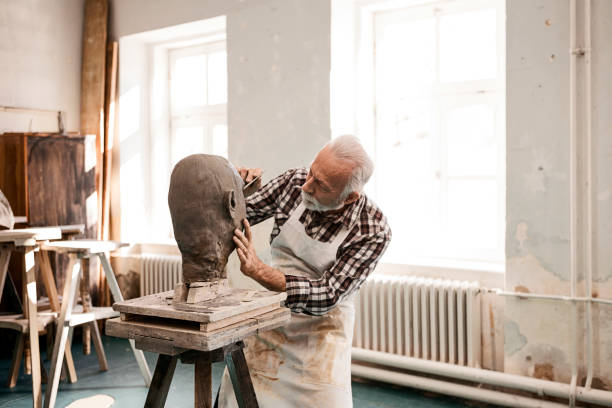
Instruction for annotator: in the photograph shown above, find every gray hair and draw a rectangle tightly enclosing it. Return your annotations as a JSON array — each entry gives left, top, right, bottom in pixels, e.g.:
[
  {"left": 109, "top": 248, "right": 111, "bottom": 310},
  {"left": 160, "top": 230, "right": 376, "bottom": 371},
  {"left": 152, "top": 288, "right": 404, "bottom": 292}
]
[{"left": 327, "top": 134, "right": 374, "bottom": 197}]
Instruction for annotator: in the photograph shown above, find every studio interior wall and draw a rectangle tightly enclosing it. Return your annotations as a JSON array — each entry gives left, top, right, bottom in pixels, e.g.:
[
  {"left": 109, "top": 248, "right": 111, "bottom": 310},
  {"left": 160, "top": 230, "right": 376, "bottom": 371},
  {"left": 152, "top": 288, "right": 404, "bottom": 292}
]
[{"left": 0, "top": 0, "right": 83, "bottom": 133}]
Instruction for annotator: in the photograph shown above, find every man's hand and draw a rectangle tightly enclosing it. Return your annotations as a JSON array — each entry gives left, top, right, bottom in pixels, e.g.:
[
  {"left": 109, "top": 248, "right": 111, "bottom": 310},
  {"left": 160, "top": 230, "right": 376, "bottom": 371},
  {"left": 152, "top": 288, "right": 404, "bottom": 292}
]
[
  {"left": 233, "top": 219, "right": 286, "bottom": 292},
  {"left": 235, "top": 166, "right": 262, "bottom": 183},
  {"left": 233, "top": 219, "right": 263, "bottom": 278}
]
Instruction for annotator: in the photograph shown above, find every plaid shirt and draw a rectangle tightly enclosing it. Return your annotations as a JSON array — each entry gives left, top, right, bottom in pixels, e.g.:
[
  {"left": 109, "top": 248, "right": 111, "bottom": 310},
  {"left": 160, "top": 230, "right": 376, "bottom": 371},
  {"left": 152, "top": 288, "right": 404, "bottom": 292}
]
[{"left": 246, "top": 168, "right": 391, "bottom": 315}]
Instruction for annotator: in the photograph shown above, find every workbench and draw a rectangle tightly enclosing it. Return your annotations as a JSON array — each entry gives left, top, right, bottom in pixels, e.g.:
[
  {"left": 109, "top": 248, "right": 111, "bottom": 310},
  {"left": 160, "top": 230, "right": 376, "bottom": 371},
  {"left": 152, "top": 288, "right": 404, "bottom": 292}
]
[{"left": 107, "top": 289, "right": 291, "bottom": 407}]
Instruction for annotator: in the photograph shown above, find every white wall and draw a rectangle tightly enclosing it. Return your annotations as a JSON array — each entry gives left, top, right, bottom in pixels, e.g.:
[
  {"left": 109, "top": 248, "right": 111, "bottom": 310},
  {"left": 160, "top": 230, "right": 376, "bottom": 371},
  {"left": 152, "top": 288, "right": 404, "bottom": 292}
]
[
  {"left": 505, "top": 0, "right": 612, "bottom": 389},
  {"left": 0, "top": 0, "right": 83, "bottom": 133},
  {"left": 110, "top": 0, "right": 331, "bottom": 180},
  {"left": 110, "top": 0, "right": 331, "bottom": 244}
]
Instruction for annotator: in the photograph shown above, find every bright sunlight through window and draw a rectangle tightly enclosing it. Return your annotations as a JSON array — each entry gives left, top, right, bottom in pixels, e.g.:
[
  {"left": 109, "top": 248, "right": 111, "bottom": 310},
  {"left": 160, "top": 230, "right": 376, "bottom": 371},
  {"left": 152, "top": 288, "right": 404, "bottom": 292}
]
[{"left": 372, "top": 0, "right": 505, "bottom": 267}]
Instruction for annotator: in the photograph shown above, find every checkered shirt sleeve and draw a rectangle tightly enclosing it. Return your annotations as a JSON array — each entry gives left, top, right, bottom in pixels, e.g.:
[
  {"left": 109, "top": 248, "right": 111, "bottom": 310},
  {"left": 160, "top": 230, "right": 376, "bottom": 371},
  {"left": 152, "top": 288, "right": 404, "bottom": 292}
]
[{"left": 245, "top": 168, "right": 392, "bottom": 316}]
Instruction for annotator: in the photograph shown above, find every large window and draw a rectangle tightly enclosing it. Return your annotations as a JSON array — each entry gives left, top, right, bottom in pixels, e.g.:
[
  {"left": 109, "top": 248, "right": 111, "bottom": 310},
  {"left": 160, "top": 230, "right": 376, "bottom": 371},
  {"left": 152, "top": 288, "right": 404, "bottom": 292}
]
[
  {"left": 169, "top": 41, "right": 228, "bottom": 166},
  {"left": 371, "top": 0, "right": 505, "bottom": 267}
]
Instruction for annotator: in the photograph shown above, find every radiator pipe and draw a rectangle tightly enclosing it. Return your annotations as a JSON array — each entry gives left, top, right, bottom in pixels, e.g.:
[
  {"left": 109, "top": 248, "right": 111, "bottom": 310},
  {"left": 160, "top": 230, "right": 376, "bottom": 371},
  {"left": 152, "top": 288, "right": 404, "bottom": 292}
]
[
  {"left": 582, "top": 0, "right": 594, "bottom": 393},
  {"left": 352, "top": 348, "right": 612, "bottom": 406},
  {"left": 351, "top": 364, "right": 569, "bottom": 408}
]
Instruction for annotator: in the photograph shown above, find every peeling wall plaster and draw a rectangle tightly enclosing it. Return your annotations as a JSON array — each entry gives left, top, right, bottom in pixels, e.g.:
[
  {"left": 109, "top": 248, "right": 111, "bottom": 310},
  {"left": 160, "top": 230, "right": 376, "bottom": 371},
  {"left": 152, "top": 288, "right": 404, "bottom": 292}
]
[{"left": 506, "top": 0, "right": 612, "bottom": 389}]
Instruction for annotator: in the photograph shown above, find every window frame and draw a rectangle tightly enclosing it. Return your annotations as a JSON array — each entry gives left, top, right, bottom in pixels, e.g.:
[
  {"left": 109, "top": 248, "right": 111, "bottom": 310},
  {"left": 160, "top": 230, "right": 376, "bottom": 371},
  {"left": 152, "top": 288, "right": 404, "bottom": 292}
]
[{"left": 365, "top": 0, "right": 506, "bottom": 267}]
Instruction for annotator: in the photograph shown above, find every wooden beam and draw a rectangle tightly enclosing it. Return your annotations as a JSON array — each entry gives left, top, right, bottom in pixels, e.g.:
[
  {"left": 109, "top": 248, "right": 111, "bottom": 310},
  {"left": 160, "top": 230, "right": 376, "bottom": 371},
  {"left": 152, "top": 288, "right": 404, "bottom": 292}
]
[{"left": 80, "top": 0, "right": 108, "bottom": 241}]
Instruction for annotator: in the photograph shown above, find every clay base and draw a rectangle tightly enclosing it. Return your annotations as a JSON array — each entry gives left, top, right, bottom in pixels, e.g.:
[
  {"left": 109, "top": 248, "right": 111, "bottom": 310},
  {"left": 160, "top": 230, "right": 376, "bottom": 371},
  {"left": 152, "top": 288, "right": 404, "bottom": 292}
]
[{"left": 173, "top": 280, "right": 230, "bottom": 304}]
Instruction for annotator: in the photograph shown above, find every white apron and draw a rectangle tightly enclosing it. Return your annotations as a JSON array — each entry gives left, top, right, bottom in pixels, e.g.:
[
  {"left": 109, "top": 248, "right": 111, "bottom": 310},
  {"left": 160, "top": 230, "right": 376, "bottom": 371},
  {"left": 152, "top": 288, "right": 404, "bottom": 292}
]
[{"left": 218, "top": 203, "right": 355, "bottom": 408}]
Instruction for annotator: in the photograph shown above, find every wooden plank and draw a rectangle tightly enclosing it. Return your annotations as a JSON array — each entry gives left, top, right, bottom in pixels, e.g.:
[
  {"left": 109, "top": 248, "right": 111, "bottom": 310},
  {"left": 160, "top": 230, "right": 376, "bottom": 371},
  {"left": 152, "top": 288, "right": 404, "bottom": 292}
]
[
  {"left": 102, "top": 41, "right": 118, "bottom": 244},
  {"left": 144, "top": 354, "right": 177, "bottom": 408},
  {"left": 99, "top": 39, "right": 117, "bottom": 310},
  {"left": 199, "top": 304, "right": 278, "bottom": 332},
  {"left": 26, "top": 136, "right": 97, "bottom": 238},
  {"left": 0, "top": 134, "right": 26, "bottom": 218},
  {"left": 113, "top": 289, "right": 286, "bottom": 323},
  {"left": 106, "top": 308, "right": 290, "bottom": 352},
  {"left": 80, "top": 0, "right": 108, "bottom": 243}
]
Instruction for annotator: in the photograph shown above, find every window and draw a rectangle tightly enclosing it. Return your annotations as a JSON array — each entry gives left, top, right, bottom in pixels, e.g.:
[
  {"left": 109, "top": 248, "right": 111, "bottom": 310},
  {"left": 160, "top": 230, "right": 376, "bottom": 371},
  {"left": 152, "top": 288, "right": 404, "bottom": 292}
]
[
  {"left": 169, "top": 41, "right": 228, "bottom": 167},
  {"left": 370, "top": 0, "right": 505, "bottom": 267}
]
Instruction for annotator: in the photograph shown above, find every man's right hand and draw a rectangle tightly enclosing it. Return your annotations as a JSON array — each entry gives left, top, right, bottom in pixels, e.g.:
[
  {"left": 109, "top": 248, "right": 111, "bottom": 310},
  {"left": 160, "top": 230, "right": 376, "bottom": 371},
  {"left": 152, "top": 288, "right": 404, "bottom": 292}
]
[{"left": 235, "top": 166, "right": 262, "bottom": 183}]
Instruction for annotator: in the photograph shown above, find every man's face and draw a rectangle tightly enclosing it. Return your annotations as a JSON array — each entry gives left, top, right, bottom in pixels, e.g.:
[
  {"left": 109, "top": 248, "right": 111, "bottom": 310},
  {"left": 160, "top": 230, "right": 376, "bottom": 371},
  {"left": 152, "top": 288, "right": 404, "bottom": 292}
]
[{"left": 301, "top": 145, "right": 353, "bottom": 212}]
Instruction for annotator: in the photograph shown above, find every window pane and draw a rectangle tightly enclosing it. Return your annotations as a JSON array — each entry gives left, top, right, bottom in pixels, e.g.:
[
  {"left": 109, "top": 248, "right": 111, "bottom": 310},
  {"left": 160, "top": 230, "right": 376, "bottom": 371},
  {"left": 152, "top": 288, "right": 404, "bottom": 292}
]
[
  {"left": 207, "top": 51, "right": 227, "bottom": 105},
  {"left": 446, "top": 104, "right": 497, "bottom": 177},
  {"left": 439, "top": 9, "right": 497, "bottom": 83},
  {"left": 377, "top": 18, "right": 436, "bottom": 100},
  {"left": 212, "top": 124, "right": 228, "bottom": 158},
  {"left": 171, "top": 126, "right": 205, "bottom": 167},
  {"left": 376, "top": 101, "right": 440, "bottom": 263},
  {"left": 447, "top": 179, "right": 498, "bottom": 250},
  {"left": 171, "top": 54, "right": 207, "bottom": 110}
]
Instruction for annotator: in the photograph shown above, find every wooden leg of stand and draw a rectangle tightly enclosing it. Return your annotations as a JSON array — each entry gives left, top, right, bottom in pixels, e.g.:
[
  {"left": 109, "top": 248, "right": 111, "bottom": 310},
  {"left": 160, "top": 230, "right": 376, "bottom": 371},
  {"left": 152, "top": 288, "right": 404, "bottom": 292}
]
[
  {"left": 24, "top": 248, "right": 42, "bottom": 408},
  {"left": 225, "top": 343, "right": 258, "bottom": 408},
  {"left": 0, "top": 248, "right": 11, "bottom": 304},
  {"left": 43, "top": 256, "right": 80, "bottom": 408},
  {"left": 7, "top": 332, "right": 25, "bottom": 388},
  {"left": 144, "top": 354, "right": 178, "bottom": 408},
  {"left": 195, "top": 354, "right": 212, "bottom": 408},
  {"left": 80, "top": 259, "right": 91, "bottom": 355}
]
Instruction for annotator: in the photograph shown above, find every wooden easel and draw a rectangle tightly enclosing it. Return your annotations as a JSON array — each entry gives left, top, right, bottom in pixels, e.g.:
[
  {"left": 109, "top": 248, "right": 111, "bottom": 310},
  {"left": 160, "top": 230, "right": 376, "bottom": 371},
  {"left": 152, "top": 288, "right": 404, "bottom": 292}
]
[{"left": 106, "top": 289, "right": 291, "bottom": 407}]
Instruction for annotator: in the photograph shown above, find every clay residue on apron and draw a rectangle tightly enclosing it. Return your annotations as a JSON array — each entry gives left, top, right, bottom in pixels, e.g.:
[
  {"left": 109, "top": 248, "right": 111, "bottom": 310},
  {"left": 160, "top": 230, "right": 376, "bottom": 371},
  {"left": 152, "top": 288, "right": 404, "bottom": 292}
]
[
  {"left": 302, "top": 308, "right": 350, "bottom": 387},
  {"left": 244, "top": 330, "right": 287, "bottom": 380}
]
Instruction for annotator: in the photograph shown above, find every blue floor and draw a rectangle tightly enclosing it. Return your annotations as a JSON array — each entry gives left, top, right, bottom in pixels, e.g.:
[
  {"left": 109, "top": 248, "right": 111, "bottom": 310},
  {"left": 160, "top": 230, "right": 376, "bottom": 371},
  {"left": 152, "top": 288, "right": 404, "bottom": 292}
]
[{"left": 0, "top": 335, "right": 502, "bottom": 407}]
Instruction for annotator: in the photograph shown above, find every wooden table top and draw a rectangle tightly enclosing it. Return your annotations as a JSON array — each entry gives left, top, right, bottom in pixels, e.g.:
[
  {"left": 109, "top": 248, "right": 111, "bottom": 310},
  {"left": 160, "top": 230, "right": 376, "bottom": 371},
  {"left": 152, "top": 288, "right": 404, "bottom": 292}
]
[
  {"left": 42, "top": 239, "right": 127, "bottom": 254},
  {"left": 0, "top": 227, "right": 62, "bottom": 245}
]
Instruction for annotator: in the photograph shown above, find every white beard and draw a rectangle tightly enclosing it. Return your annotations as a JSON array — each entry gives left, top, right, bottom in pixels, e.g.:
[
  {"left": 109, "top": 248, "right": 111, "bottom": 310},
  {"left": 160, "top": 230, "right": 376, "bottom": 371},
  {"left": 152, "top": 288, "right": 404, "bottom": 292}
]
[{"left": 301, "top": 190, "right": 345, "bottom": 212}]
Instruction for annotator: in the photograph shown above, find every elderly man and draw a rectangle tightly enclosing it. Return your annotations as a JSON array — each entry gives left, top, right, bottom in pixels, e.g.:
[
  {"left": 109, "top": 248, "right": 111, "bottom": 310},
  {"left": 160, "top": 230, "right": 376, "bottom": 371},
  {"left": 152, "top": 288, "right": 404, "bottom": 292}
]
[{"left": 217, "top": 135, "right": 391, "bottom": 407}]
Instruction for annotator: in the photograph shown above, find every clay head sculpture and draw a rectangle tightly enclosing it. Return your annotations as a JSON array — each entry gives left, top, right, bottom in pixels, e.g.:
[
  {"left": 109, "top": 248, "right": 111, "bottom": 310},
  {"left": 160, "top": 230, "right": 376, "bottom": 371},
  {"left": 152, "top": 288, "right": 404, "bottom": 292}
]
[{"left": 168, "top": 154, "right": 247, "bottom": 283}]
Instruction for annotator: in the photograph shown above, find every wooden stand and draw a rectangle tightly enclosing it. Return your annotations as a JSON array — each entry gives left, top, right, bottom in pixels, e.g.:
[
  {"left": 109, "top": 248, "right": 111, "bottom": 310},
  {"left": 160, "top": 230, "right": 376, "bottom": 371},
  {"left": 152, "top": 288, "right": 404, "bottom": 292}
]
[
  {"left": 106, "top": 289, "right": 291, "bottom": 407},
  {"left": 41, "top": 240, "right": 153, "bottom": 408},
  {"left": 0, "top": 227, "right": 74, "bottom": 408}
]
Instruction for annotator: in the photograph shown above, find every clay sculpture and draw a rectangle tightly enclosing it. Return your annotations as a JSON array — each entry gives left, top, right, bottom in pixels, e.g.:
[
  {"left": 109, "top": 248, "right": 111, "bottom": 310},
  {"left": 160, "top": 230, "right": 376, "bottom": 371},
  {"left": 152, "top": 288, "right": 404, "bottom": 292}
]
[{"left": 168, "top": 154, "right": 247, "bottom": 284}]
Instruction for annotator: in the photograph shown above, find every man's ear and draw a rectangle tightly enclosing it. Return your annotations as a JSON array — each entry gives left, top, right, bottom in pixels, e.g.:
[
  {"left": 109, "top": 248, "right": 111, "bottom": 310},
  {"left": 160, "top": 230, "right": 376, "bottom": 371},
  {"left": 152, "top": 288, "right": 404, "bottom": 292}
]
[{"left": 343, "top": 191, "right": 360, "bottom": 206}]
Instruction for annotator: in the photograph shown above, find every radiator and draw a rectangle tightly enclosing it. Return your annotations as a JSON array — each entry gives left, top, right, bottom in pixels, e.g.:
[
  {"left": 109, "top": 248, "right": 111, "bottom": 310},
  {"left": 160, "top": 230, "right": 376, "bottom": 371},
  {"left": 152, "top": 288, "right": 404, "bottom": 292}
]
[
  {"left": 353, "top": 275, "right": 482, "bottom": 368},
  {"left": 140, "top": 254, "right": 182, "bottom": 296}
]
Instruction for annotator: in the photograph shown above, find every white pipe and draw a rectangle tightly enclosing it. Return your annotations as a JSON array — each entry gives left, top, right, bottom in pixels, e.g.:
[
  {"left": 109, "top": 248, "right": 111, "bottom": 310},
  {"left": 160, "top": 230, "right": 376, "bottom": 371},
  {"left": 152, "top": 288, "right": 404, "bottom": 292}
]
[
  {"left": 351, "top": 364, "right": 569, "bottom": 408},
  {"left": 352, "top": 348, "right": 612, "bottom": 406},
  {"left": 584, "top": 0, "right": 594, "bottom": 391},
  {"left": 569, "top": 0, "right": 579, "bottom": 405},
  {"left": 495, "top": 290, "right": 612, "bottom": 306}
]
